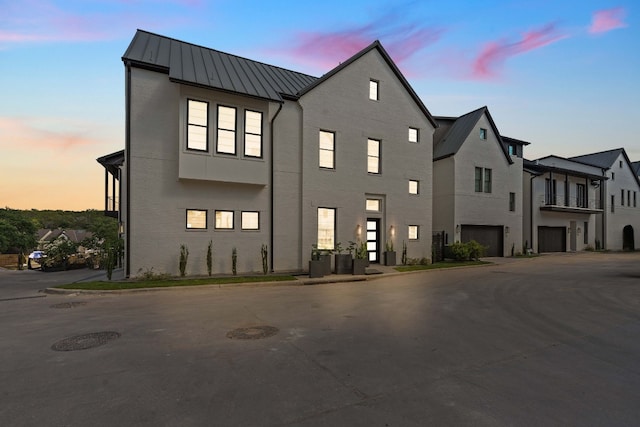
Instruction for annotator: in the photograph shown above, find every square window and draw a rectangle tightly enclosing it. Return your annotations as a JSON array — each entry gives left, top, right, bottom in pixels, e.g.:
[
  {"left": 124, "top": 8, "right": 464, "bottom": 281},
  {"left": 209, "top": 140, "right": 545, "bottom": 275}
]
[
  {"left": 187, "top": 99, "right": 208, "bottom": 151},
  {"left": 367, "top": 138, "right": 380, "bottom": 174},
  {"left": 186, "top": 209, "right": 207, "bottom": 229},
  {"left": 479, "top": 128, "right": 487, "bottom": 140},
  {"left": 217, "top": 105, "right": 236, "bottom": 155},
  {"left": 408, "top": 225, "right": 419, "bottom": 240},
  {"left": 409, "top": 180, "right": 419, "bottom": 195},
  {"left": 215, "top": 210, "right": 234, "bottom": 229},
  {"left": 408, "top": 127, "right": 419, "bottom": 143},
  {"left": 369, "top": 80, "right": 379, "bottom": 100},
  {"left": 319, "top": 130, "right": 335, "bottom": 169},
  {"left": 366, "top": 199, "right": 380, "bottom": 211},
  {"left": 317, "top": 208, "right": 335, "bottom": 250},
  {"left": 241, "top": 211, "right": 259, "bottom": 230}
]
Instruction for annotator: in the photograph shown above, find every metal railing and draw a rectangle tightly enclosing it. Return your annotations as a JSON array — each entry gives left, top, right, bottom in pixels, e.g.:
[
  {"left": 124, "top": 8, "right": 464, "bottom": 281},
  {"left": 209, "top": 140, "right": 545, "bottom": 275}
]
[{"left": 540, "top": 195, "right": 601, "bottom": 210}]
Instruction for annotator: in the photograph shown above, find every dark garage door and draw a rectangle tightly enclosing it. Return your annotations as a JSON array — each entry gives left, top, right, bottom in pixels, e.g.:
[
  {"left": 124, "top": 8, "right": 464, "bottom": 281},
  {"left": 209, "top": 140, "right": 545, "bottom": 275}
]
[
  {"left": 461, "top": 225, "right": 504, "bottom": 257},
  {"left": 538, "top": 226, "right": 566, "bottom": 252}
]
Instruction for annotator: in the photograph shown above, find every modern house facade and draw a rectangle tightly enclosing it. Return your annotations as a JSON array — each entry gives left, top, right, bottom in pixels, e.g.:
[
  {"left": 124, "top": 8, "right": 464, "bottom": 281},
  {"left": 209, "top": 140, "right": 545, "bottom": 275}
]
[
  {"left": 523, "top": 156, "right": 605, "bottom": 252},
  {"left": 432, "top": 107, "right": 524, "bottom": 256},
  {"left": 106, "top": 30, "right": 435, "bottom": 277}
]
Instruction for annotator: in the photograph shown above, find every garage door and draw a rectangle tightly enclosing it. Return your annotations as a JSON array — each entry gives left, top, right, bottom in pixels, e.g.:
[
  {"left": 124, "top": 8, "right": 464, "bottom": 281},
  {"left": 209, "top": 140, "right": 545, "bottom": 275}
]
[
  {"left": 461, "top": 225, "right": 504, "bottom": 257},
  {"left": 538, "top": 226, "right": 566, "bottom": 252}
]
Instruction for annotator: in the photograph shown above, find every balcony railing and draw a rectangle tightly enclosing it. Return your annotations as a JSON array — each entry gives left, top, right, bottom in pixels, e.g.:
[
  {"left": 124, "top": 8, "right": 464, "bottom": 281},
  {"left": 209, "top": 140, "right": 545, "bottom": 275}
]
[{"left": 540, "top": 195, "right": 602, "bottom": 211}]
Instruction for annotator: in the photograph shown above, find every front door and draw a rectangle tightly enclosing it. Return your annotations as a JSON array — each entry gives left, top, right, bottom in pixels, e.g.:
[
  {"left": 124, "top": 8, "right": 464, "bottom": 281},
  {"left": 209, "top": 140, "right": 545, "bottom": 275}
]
[
  {"left": 570, "top": 221, "right": 577, "bottom": 251},
  {"left": 367, "top": 219, "right": 380, "bottom": 263}
]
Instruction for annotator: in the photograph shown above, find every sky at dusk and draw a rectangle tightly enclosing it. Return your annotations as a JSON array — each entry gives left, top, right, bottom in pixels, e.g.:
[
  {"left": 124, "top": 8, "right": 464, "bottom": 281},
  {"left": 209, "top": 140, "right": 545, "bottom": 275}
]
[{"left": 1, "top": 0, "right": 638, "bottom": 210}]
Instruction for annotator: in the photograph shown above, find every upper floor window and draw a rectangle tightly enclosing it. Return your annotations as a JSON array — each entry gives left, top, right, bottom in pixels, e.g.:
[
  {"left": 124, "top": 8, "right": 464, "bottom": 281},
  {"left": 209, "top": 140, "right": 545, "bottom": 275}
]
[
  {"left": 186, "top": 209, "right": 207, "bottom": 229},
  {"left": 369, "top": 80, "right": 379, "bottom": 101},
  {"left": 409, "top": 180, "right": 419, "bottom": 195},
  {"left": 577, "top": 184, "right": 586, "bottom": 208},
  {"left": 619, "top": 160, "right": 623, "bottom": 168},
  {"left": 611, "top": 172, "right": 615, "bottom": 181},
  {"left": 611, "top": 195, "right": 615, "bottom": 213},
  {"left": 475, "top": 167, "right": 492, "bottom": 193},
  {"left": 367, "top": 138, "right": 381, "bottom": 174},
  {"left": 319, "top": 130, "right": 335, "bottom": 169},
  {"left": 217, "top": 106, "right": 236, "bottom": 155},
  {"left": 479, "top": 128, "right": 487, "bottom": 140},
  {"left": 244, "top": 110, "right": 262, "bottom": 158},
  {"left": 508, "top": 144, "right": 516, "bottom": 156},
  {"left": 509, "top": 192, "right": 516, "bottom": 211},
  {"left": 187, "top": 99, "right": 208, "bottom": 151},
  {"left": 408, "top": 127, "right": 419, "bottom": 143},
  {"left": 635, "top": 192, "right": 637, "bottom": 208},
  {"left": 215, "top": 210, "right": 234, "bottom": 229}
]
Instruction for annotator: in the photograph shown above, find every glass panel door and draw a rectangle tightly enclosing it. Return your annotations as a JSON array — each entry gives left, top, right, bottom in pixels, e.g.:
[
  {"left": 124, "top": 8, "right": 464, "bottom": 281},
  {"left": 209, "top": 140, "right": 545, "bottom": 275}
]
[{"left": 367, "top": 219, "right": 379, "bottom": 263}]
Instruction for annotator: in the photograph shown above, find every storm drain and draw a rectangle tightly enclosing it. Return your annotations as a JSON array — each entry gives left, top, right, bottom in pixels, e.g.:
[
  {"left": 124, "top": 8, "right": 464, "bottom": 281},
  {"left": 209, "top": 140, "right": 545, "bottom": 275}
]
[
  {"left": 50, "top": 301, "right": 87, "bottom": 309},
  {"left": 227, "top": 325, "right": 279, "bottom": 340},
  {"left": 51, "top": 331, "right": 121, "bottom": 351}
]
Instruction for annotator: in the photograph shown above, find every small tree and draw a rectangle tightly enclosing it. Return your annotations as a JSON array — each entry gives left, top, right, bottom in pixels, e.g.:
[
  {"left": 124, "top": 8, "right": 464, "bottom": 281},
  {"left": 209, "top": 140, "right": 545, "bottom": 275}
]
[
  {"left": 104, "top": 244, "right": 116, "bottom": 280},
  {"left": 261, "top": 244, "right": 268, "bottom": 275},
  {"left": 179, "top": 244, "right": 189, "bottom": 277},
  {"left": 206, "top": 240, "right": 213, "bottom": 276},
  {"left": 43, "top": 239, "right": 78, "bottom": 270},
  {"left": 401, "top": 240, "right": 408, "bottom": 265},
  {"left": 232, "top": 247, "right": 237, "bottom": 276}
]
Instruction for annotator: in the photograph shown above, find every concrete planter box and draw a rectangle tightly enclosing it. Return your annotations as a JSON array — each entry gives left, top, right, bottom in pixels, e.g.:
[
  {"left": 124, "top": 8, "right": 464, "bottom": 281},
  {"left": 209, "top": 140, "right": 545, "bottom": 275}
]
[
  {"left": 334, "top": 254, "right": 353, "bottom": 274},
  {"left": 352, "top": 258, "right": 367, "bottom": 275},
  {"left": 318, "top": 254, "right": 332, "bottom": 276},
  {"left": 384, "top": 251, "right": 396, "bottom": 266},
  {"left": 308, "top": 260, "right": 325, "bottom": 278}
]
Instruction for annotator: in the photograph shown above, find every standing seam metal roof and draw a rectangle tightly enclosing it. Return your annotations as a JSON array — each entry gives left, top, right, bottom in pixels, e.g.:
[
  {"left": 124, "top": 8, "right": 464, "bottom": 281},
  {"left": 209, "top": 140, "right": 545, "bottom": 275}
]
[{"left": 122, "top": 30, "right": 318, "bottom": 102}]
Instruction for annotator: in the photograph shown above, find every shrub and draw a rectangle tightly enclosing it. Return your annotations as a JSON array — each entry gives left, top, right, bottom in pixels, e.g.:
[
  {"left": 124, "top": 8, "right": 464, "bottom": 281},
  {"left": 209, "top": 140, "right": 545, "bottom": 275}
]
[
  {"left": 179, "top": 244, "right": 189, "bottom": 277},
  {"left": 261, "top": 244, "right": 268, "bottom": 275},
  {"left": 449, "top": 242, "right": 470, "bottom": 261},
  {"left": 467, "top": 240, "right": 486, "bottom": 260},
  {"left": 206, "top": 240, "right": 213, "bottom": 276},
  {"left": 232, "top": 247, "right": 237, "bottom": 275},
  {"left": 401, "top": 240, "right": 407, "bottom": 265}
]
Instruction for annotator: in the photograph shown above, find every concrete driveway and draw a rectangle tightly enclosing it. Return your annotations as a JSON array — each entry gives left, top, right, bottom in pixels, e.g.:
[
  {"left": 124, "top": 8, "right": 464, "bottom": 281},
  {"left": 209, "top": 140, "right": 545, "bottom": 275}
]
[{"left": 1, "top": 252, "right": 639, "bottom": 426}]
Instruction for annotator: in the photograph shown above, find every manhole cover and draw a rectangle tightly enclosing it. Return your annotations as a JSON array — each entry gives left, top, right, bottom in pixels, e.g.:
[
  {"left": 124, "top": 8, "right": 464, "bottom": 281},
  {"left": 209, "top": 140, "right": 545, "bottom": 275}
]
[
  {"left": 227, "top": 325, "right": 279, "bottom": 340},
  {"left": 50, "top": 301, "right": 88, "bottom": 309},
  {"left": 51, "top": 331, "right": 121, "bottom": 351}
]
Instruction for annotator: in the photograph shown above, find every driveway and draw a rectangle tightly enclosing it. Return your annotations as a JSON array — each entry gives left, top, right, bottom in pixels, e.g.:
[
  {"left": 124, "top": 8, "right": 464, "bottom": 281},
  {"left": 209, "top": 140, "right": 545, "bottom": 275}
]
[{"left": 1, "top": 252, "right": 639, "bottom": 426}]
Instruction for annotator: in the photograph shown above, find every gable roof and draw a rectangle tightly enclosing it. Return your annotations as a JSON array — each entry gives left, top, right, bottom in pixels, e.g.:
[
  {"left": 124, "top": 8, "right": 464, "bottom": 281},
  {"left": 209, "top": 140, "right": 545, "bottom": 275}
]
[
  {"left": 524, "top": 156, "right": 607, "bottom": 181},
  {"left": 433, "top": 106, "right": 512, "bottom": 163},
  {"left": 297, "top": 40, "right": 437, "bottom": 128},
  {"left": 122, "top": 30, "right": 317, "bottom": 102},
  {"left": 568, "top": 148, "right": 625, "bottom": 169},
  {"left": 632, "top": 161, "right": 640, "bottom": 176}
]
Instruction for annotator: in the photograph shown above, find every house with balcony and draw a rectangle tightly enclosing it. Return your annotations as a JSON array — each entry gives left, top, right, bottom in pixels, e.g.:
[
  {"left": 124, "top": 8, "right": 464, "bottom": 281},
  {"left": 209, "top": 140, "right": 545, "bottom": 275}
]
[
  {"left": 569, "top": 148, "right": 640, "bottom": 251},
  {"left": 432, "top": 107, "right": 526, "bottom": 256},
  {"left": 523, "top": 156, "right": 605, "bottom": 252},
  {"left": 99, "top": 30, "right": 436, "bottom": 277}
]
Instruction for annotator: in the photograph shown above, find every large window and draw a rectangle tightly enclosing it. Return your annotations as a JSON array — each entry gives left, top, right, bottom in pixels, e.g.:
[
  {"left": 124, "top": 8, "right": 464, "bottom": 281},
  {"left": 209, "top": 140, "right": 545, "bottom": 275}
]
[
  {"left": 409, "top": 180, "right": 419, "bottom": 195},
  {"left": 369, "top": 79, "right": 379, "bottom": 100},
  {"left": 367, "top": 138, "right": 380, "bottom": 174},
  {"left": 186, "top": 209, "right": 207, "bottom": 229},
  {"left": 187, "top": 99, "right": 208, "bottom": 151},
  {"left": 241, "top": 211, "right": 259, "bottom": 230},
  {"left": 319, "top": 130, "right": 335, "bottom": 169},
  {"left": 217, "top": 106, "right": 236, "bottom": 154},
  {"left": 408, "top": 127, "right": 419, "bottom": 143},
  {"left": 545, "top": 178, "right": 557, "bottom": 205},
  {"left": 215, "top": 210, "right": 234, "bottom": 229},
  {"left": 244, "top": 110, "right": 262, "bottom": 158},
  {"left": 475, "top": 167, "right": 492, "bottom": 193},
  {"left": 408, "top": 225, "right": 419, "bottom": 240},
  {"left": 317, "top": 208, "right": 335, "bottom": 250}
]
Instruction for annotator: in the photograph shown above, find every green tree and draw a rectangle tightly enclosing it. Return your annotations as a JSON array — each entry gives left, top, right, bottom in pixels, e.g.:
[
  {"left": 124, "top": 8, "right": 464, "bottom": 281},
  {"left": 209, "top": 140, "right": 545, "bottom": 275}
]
[{"left": 0, "top": 209, "right": 38, "bottom": 254}]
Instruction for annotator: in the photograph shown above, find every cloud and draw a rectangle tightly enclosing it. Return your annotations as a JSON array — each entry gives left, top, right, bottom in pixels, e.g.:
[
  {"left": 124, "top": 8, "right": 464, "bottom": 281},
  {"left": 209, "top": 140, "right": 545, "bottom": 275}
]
[
  {"left": 0, "top": 117, "right": 100, "bottom": 152},
  {"left": 589, "top": 7, "right": 627, "bottom": 34},
  {"left": 471, "top": 23, "right": 567, "bottom": 80},
  {"left": 269, "top": 10, "right": 443, "bottom": 74}
]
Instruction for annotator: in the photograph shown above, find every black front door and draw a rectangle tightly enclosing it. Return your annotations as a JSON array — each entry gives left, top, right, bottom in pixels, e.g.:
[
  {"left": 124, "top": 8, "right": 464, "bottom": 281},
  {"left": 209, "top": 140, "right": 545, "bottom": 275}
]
[{"left": 367, "top": 219, "right": 380, "bottom": 263}]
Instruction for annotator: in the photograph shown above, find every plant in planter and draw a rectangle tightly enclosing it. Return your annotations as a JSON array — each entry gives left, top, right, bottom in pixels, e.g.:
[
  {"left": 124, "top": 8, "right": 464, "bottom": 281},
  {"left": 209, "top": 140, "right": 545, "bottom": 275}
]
[
  {"left": 309, "top": 244, "right": 325, "bottom": 278},
  {"left": 352, "top": 241, "right": 368, "bottom": 275},
  {"left": 334, "top": 241, "right": 353, "bottom": 274},
  {"left": 384, "top": 239, "right": 396, "bottom": 266}
]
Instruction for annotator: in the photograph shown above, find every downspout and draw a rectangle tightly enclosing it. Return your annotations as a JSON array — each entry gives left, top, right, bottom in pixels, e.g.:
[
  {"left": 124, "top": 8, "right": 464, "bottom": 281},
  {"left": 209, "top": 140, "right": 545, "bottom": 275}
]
[
  {"left": 269, "top": 102, "right": 284, "bottom": 273},
  {"left": 530, "top": 173, "right": 536, "bottom": 252},
  {"left": 124, "top": 61, "right": 132, "bottom": 278}
]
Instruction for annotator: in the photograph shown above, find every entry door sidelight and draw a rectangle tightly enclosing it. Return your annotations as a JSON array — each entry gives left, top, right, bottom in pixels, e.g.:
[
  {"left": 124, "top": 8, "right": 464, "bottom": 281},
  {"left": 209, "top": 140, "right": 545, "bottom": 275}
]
[{"left": 367, "top": 219, "right": 380, "bottom": 263}]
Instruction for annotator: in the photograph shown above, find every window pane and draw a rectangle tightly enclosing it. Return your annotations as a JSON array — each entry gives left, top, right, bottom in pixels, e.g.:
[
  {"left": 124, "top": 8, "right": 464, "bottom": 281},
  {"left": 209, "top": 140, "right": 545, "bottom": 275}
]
[
  {"left": 480, "top": 128, "right": 487, "bottom": 139},
  {"left": 409, "top": 127, "right": 418, "bottom": 143},
  {"left": 188, "top": 125, "right": 207, "bottom": 151},
  {"left": 319, "top": 131, "right": 334, "bottom": 169},
  {"left": 366, "top": 199, "right": 380, "bottom": 211},
  {"left": 367, "top": 231, "right": 376, "bottom": 241},
  {"left": 317, "top": 208, "right": 335, "bottom": 250},
  {"left": 218, "top": 106, "right": 236, "bottom": 130},
  {"left": 367, "top": 157, "right": 379, "bottom": 174},
  {"left": 484, "top": 168, "right": 492, "bottom": 193},
  {"left": 241, "top": 211, "right": 259, "bottom": 230},
  {"left": 186, "top": 210, "right": 207, "bottom": 229},
  {"left": 367, "top": 241, "right": 376, "bottom": 251},
  {"left": 245, "top": 111, "right": 262, "bottom": 134},
  {"left": 245, "top": 134, "right": 261, "bottom": 157},
  {"left": 475, "top": 167, "right": 482, "bottom": 192},
  {"left": 188, "top": 100, "right": 207, "bottom": 126},
  {"left": 408, "top": 225, "right": 419, "bottom": 240},
  {"left": 369, "top": 80, "right": 378, "bottom": 100},
  {"left": 319, "top": 150, "right": 334, "bottom": 169},
  {"left": 367, "top": 139, "right": 379, "bottom": 155},
  {"left": 215, "top": 211, "right": 233, "bottom": 229},
  {"left": 409, "top": 180, "right": 419, "bottom": 194},
  {"left": 217, "top": 130, "right": 236, "bottom": 154}
]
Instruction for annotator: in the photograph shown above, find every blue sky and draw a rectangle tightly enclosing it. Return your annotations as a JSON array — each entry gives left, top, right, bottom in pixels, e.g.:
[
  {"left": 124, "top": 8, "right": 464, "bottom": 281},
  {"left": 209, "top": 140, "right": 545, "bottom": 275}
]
[{"left": 1, "top": 0, "right": 638, "bottom": 210}]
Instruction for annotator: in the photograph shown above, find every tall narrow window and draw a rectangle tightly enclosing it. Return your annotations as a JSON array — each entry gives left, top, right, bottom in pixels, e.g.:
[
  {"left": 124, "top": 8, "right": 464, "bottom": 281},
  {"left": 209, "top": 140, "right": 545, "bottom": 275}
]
[
  {"left": 244, "top": 110, "right": 262, "bottom": 157},
  {"left": 545, "top": 178, "right": 557, "bottom": 205},
  {"left": 635, "top": 192, "right": 637, "bottom": 207},
  {"left": 509, "top": 192, "right": 516, "bottom": 211},
  {"left": 186, "top": 209, "right": 207, "bottom": 229},
  {"left": 215, "top": 210, "right": 234, "bottom": 229},
  {"left": 369, "top": 80, "right": 379, "bottom": 100},
  {"left": 187, "top": 99, "right": 208, "bottom": 151},
  {"left": 317, "top": 208, "right": 335, "bottom": 250},
  {"left": 409, "top": 180, "right": 419, "bottom": 195},
  {"left": 584, "top": 221, "right": 588, "bottom": 244},
  {"left": 408, "top": 127, "right": 419, "bottom": 143},
  {"left": 475, "top": 167, "right": 483, "bottom": 192},
  {"left": 628, "top": 190, "right": 631, "bottom": 206},
  {"left": 621, "top": 189, "right": 625, "bottom": 206},
  {"left": 483, "top": 168, "right": 492, "bottom": 193},
  {"left": 577, "top": 184, "right": 586, "bottom": 208},
  {"left": 319, "top": 131, "right": 335, "bottom": 169},
  {"left": 217, "top": 106, "right": 236, "bottom": 154},
  {"left": 611, "top": 195, "right": 615, "bottom": 213},
  {"left": 479, "top": 128, "right": 487, "bottom": 140},
  {"left": 408, "top": 225, "right": 419, "bottom": 240},
  {"left": 241, "top": 211, "right": 259, "bottom": 230},
  {"left": 367, "top": 138, "right": 380, "bottom": 174}
]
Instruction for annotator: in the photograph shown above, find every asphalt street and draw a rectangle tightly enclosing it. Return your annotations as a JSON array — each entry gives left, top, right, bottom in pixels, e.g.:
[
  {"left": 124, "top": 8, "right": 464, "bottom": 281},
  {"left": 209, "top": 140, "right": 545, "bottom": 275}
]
[{"left": 1, "top": 252, "right": 639, "bottom": 426}]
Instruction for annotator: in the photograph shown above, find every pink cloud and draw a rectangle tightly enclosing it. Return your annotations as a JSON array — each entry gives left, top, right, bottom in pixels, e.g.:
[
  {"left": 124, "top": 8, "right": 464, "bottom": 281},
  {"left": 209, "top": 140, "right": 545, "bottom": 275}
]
[
  {"left": 471, "top": 23, "right": 567, "bottom": 80},
  {"left": 589, "top": 7, "right": 627, "bottom": 34},
  {"left": 0, "top": 117, "right": 98, "bottom": 152}
]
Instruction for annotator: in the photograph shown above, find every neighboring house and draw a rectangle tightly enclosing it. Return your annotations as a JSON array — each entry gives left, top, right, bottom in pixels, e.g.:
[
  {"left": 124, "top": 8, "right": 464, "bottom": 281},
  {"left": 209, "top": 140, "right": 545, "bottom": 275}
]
[
  {"left": 103, "top": 30, "right": 436, "bottom": 277},
  {"left": 523, "top": 157, "right": 605, "bottom": 253},
  {"left": 96, "top": 150, "right": 124, "bottom": 219},
  {"left": 631, "top": 161, "right": 640, "bottom": 179},
  {"left": 37, "top": 229, "right": 94, "bottom": 252},
  {"left": 432, "top": 107, "right": 525, "bottom": 256},
  {"left": 569, "top": 148, "right": 640, "bottom": 250}
]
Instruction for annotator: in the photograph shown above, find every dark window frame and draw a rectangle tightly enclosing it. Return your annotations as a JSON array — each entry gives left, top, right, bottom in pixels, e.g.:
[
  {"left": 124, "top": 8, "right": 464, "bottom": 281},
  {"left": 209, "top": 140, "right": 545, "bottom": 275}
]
[
  {"left": 408, "top": 127, "right": 419, "bottom": 143},
  {"left": 187, "top": 99, "right": 209, "bottom": 152},
  {"left": 216, "top": 104, "right": 237, "bottom": 155},
  {"left": 319, "top": 130, "right": 336, "bottom": 170},
  {"left": 367, "top": 138, "right": 381, "bottom": 174},
  {"left": 408, "top": 225, "right": 420, "bottom": 241},
  {"left": 479, "top": 128, "right": 487, "bottom": 140},
  {"left": 509, "top": 192, "right": 516, "bottom": 211},
  {"left": 214, "top": 210, "right": 235, "bottom": 230},
  {"left": 185, "top": 209, "right": 208, "bottom": 230},
  {"left": 317, "top": 207, "right": 336, "bottom": 250},
  {"left": 244, "top": 109, "right": 263, "bottom": 158},
  {"left": 369, "top": 79, "right": 379, "bottom": 101},
  {"left": 241, "top": 211, "right": 260, "bottom": 231}
]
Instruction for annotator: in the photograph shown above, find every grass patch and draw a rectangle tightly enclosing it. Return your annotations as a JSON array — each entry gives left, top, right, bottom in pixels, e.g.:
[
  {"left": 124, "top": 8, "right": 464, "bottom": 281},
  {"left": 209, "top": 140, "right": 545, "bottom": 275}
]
[
  {"left": 394, "top": 260, "right": 490, "bottom": 272},
  {"left": 56, "top": 275, "right": 297, "bottom": 291}
]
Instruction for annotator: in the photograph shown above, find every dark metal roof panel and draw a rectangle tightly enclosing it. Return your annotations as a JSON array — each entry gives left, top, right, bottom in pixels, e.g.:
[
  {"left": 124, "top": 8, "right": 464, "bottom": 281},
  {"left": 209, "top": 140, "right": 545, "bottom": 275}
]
[
  {"left": 433, "top": 108, "right": 485, "bottom": 159},
  {"left": 569, "top": 148, "right": 624, "bottom": 169},
  {"left": 123, "top": 30, "right": 317, "bottom": 101}
]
